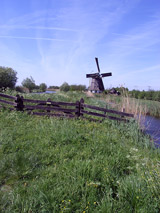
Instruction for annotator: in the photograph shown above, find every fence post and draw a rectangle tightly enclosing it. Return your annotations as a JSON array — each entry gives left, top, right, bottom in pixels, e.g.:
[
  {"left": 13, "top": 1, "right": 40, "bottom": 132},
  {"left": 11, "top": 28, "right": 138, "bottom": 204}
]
[
  {"left": 46, "top": 98, "right": 51, "bottom": 113},
  {"left": 75, "top": 100, "right": 80, "bottom": 117},
  {"left": 80, "top": 98, "right": 84, "bottom": 117},
  {"left": 15, "top": 95, "right": 24, "bottom": 111},
  {"left": 121, "top": 108, "right": 125, "bottom": 118},
  {"left": 101, "top": 105, "right": 107, "bottom": 122}
]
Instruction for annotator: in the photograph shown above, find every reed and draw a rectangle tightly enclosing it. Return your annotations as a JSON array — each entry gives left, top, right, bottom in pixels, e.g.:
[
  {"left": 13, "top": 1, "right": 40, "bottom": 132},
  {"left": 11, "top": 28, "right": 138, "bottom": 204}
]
[
  {"left": 105, "top": 90, "right": 146, "bottom": 126},
  {"left": 108, "top": 94, "right": 160, "bottom": 118}
]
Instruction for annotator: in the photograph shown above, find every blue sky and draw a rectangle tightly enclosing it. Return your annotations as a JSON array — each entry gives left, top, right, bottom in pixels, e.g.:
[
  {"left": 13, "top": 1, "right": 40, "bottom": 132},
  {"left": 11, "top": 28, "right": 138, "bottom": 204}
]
[{"left": 0, "top": 0, "right": 160, "bottom": 90}]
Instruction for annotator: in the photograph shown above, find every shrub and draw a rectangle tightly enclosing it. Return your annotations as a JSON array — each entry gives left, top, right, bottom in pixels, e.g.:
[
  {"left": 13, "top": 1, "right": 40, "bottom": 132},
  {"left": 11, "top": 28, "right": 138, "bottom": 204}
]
[
  {"left": 39, "top": 83, "right": 47, "bottom": 92},
  {"left": 21, "top": 76, "right": 36, "bottom": 92},
  {"left": 60, "top": 82, "right": 70, "bottom": 92},
  {"left": 0, "top": 66, "right": 17, "bottom": 89},
  {"left": 15, "top": 86, "right": 29, "bottom": 93}
]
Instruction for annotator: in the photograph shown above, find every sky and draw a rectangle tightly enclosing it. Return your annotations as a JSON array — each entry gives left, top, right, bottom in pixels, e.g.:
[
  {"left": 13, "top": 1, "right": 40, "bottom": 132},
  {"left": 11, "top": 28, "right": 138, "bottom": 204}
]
[{"left": 0, "top": 0, "right": 160, "bottom": 91}]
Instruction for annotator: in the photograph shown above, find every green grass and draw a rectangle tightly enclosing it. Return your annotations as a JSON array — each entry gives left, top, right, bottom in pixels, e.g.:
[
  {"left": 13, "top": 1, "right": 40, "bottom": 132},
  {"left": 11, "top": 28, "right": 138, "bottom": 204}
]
[
  {"left": 4, "top": 89, "right": 160, "bottom": 117},
  {"left": 0, "top": 92, "right": 160, "bottom": 212}
]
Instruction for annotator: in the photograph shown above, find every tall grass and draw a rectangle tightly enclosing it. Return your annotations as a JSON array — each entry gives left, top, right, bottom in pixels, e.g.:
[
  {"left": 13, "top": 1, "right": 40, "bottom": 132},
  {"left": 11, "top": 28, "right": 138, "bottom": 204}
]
[
  {"left": 0, "top": 103, "right": 160, "bottom": 212},
  {"left": 105, "top": 92, "right": 160, "bottom": 118}
]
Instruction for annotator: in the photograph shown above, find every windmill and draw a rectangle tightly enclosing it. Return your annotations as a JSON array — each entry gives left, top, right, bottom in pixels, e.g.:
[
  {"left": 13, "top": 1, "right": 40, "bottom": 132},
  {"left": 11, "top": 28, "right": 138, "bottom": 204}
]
[{"left": 86, "top": 57, "right": 112, "bottom": 93}]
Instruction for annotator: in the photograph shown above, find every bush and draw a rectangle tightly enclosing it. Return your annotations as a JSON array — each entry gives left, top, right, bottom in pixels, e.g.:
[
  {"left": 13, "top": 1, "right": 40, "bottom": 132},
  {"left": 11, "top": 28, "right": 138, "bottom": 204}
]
[
  {"left": 21, "top": 76, "right": 36, "bottom": 92},
  {"left": 0, "top": 66, "right": 17, "bottom": 89},
  {"left": 70, "top": 84, "right": 86, "bottom": 91},
  {"left": 39, "top": 83, "right": 47, "bottom": 92},
  {"left": 60, "top": 82, "right": 70, "bottom": 92},
  {"left": 48, "top": 86, "right": 59, "bottom": 90},
  {"left": 129, "top": 90, "right": 160, "bottom": 102},
  {"left": 60, "top": 83, "right": 86, "bottom": 92},
  {"left": 15, "top": 86, "right": 29, "bottom": 93}
]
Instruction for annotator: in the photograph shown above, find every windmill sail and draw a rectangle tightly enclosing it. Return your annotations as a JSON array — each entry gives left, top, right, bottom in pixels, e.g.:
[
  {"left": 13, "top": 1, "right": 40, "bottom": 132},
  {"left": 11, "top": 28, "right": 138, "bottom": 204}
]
[
  {"left": 95, "top": 57, "right": 101, "bottom": 73},
  {"left": 101, "top": 72, "right": 112, "bottom": 77},
  {"left": 86, "top": 57, "right": 112, "bottom": 93},
  {"left": 86, "top": 73, "right": 98, "bottom": 78}
]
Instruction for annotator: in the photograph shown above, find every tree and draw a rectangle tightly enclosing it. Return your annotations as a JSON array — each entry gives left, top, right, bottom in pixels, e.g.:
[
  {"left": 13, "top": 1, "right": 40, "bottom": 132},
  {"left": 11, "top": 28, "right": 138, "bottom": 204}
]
[
  {"left": 39, "top": 83, "right": 47, "bottom": 92},
  {"left": 21, "top": 76, "right": 36, "bottom": 92},
  {"left": 146, "top": 90, "right": 154, "bottom": 100},
  {"left": 0, "top": 66, "right": 17, "bottom": 89},
  {"left": 154, "top": 91, "right": 160, "bottom": 102},
  {"left": 60, "top": 82, "right": 70, "bottom": 92},
  {"left": 48, "top": 85, "right": 59, "bottom": 89},
  {"left": 70, "top": 84, "right": 86, "bottom": 91}
]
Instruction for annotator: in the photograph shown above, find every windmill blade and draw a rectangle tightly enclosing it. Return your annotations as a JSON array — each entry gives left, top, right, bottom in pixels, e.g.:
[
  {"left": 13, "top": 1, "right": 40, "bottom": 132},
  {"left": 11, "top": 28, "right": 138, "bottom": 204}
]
[
  {"left": 95, "top": 57, "right": 101, "bottom": 73},
  {"left": 86, "top": 73, "right": 98, "bottom": 78},
  {"left": 101, "top": 72, "right": 112, "bottom": 77}
]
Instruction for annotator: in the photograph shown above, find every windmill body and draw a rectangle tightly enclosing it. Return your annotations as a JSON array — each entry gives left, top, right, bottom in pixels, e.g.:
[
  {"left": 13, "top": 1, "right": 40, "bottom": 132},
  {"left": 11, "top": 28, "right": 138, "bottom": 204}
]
[{"left": 86, "top": 58, "right": 112, "bottom": 93}]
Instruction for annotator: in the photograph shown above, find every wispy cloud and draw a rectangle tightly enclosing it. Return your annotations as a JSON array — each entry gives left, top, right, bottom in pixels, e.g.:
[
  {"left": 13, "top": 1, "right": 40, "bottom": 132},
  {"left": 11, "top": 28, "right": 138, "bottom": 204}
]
[
  {"left": 0, "top": 25, "right": 78, "bottom": 32},
  {"left": 0, "top": 35, "right": 77, "bottom": 42},
  {"left": 128, "top": 64, "right": 160, "bottom": 75},
  {"left": 0, "top": 0, "right": 159, "bottom": 89},
  {"left": 110, "top": 17, "right": 160, "bottom": 54}
]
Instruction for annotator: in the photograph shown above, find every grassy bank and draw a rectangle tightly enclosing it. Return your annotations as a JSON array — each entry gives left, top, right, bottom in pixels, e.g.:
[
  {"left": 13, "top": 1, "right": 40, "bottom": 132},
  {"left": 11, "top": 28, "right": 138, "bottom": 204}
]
[
  {"left": 0, "top": 92, "right": 160, "bottom": 212},
  {"left": 4, "top": 89, "right": 160, "bottom": 117},
  {"left": 102, "top": 93, "right": 160, "bottom": 118}
]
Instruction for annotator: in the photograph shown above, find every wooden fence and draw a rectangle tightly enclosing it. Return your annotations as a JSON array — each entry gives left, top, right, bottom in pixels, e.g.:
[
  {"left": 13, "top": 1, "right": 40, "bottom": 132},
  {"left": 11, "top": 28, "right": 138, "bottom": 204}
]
[{"left": 0, "top": 93, "right": 134, "bottom": 122}]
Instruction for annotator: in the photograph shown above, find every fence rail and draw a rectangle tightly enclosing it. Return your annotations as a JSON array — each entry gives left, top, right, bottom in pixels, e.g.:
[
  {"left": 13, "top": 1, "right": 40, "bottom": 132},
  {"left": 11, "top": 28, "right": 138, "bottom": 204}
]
[{"left": 0, "top": 93, "right": 134, "bottom": 122}]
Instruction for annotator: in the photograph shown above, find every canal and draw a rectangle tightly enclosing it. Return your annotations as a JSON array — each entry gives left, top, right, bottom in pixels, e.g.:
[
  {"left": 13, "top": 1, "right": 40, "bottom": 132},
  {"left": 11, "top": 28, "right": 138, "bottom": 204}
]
[{"left": 143, "top": 115, "right": 160, "bottom": 148}]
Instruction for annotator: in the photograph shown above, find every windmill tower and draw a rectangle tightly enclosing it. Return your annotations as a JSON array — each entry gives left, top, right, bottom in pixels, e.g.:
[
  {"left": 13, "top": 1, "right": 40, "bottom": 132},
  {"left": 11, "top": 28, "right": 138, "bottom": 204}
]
[{"left": 86, "top": 57, "right": 112, "bottom": 93}]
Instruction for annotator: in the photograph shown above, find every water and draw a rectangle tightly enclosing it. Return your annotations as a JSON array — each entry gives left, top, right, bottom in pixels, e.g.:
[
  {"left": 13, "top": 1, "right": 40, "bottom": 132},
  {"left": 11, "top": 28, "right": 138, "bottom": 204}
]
[
  {"left": 143, "top": 115, "right": 160, "bottom": 148},
  {"left": 32, "top": 90, "right": 56, "bottom": 94},
  {"left": 45, "top": 90, "right": 56, "bottom": 94}
]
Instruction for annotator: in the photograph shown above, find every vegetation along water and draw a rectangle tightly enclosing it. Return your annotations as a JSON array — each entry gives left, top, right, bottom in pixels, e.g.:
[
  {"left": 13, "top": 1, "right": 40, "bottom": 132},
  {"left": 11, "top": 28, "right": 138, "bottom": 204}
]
[{"left": 0, "top": 91, "right": 160, "bottom": 212}]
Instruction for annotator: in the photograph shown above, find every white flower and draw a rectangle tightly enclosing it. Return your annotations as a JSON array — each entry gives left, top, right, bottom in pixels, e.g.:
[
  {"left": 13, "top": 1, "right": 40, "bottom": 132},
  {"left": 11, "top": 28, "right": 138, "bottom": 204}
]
[{"left": 130, "top": 148, "right": 138, "bottom": 152}]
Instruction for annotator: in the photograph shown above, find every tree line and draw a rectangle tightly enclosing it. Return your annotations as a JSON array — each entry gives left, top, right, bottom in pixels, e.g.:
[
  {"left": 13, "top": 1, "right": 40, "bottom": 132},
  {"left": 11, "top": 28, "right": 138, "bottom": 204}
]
[
  {"left": 129, "top": 89, "right": 160, "bottom": 102},
  {"left": 59, "top": 82, "right": 86, "bottom": 92},
  {"left": 1, "top": 66, "right": 160, "bottom": 100},
  {"left": 0, "top": 66, "right": 86, "bottom": 93},
  {"left": 105, "top": 87, "right": 160, "bottom": 102},
  {"left": 0, "top": 66, "right": 48, "bottom": 92}
]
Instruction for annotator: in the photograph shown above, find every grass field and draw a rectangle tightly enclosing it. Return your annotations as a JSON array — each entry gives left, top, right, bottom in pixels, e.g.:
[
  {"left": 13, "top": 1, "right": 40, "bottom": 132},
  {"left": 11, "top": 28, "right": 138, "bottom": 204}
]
[{"left": 0, "top": 91, "right": 160, "bottom": 212}]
